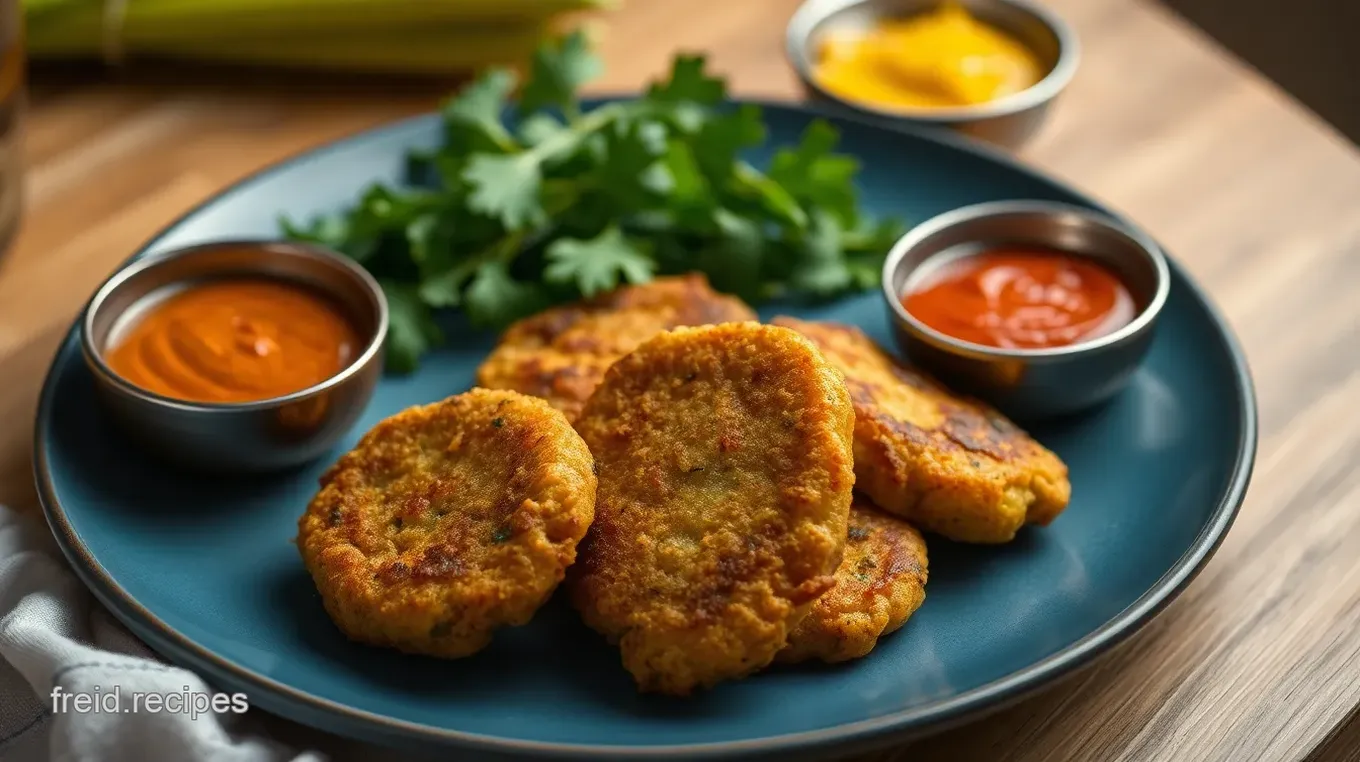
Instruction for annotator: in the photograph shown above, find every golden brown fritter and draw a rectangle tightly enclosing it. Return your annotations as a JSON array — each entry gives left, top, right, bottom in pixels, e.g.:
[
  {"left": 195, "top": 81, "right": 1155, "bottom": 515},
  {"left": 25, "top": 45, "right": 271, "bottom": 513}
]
[
  {"left": 772, "top": 317, "right": 1070, "bottom": 544},
  {"left": 476, "top": 274, "right": 757, "bottom": 421},
  {"left": 296, "top": 389, "right": 596, "bottom": 658},
  {"left": 571, "top": 323, "right": 855, "bottom": 695},
  {"left": 778, "top": 501, "right": 927, "bottom": 664}
]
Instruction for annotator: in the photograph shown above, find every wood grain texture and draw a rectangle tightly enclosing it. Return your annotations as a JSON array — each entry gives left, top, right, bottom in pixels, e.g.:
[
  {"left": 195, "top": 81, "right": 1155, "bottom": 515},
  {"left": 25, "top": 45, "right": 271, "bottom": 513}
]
[{"left": 4, "top": 1, "right": 1359, "bottom": 760}]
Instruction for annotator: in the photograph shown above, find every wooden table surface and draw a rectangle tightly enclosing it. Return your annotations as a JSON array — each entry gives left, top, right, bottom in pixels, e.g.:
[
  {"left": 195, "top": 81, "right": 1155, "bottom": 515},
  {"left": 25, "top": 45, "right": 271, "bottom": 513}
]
[{"left": 5, "top": 1, "right": 1360, "bottom": 760}]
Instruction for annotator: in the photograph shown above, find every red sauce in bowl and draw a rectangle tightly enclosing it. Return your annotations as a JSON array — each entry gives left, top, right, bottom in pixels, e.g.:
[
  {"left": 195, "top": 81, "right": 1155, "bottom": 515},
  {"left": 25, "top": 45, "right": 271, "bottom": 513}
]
[{"left": 902, "top": 248, "right": 1137, "bottom": 350}]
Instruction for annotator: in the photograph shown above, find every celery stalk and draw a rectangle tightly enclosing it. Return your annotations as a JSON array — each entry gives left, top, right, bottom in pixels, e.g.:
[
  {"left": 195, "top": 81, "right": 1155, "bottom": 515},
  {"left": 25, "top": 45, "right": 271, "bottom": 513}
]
[
  {"left": 29, "top": 18, "right": 549, "bottom": 55},
  {"left": 28, "top": 0, "right": 609, "bottom": 49},
  {"left": 24, "top": 0, "right": 613, "bottom": 73},
  {"left": 158, "top": 24, "right": 547, "bottom": 73},
  {"left": 32, "top": 22, "right": 548, "bottom": 73}
]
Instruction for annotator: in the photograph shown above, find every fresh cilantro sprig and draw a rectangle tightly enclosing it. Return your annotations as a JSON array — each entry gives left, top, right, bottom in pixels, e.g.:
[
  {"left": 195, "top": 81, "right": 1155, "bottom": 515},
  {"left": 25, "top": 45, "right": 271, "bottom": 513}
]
[{"left": 283, "top": 30, "right": 904, "bottom": 372}]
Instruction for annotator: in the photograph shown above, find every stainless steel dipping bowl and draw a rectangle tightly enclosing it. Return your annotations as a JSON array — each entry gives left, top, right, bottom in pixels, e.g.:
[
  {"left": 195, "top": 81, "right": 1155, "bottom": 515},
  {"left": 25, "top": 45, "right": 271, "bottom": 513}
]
[
  {"left": 80, "top": 240, "right": 387, "bottom": 473},
  {"left": 883, "top": 201, "right": 1170, "bottom": 421},
  {"left": 786, "top": 0, "right": 1079, "bottom": 149}
]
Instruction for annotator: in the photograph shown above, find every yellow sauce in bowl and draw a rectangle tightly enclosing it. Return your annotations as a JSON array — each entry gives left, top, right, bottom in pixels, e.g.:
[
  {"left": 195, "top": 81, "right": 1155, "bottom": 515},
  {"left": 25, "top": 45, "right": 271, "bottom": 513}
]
[{"left": 814, "top": 2, "right": 1044, "bottom": 110}]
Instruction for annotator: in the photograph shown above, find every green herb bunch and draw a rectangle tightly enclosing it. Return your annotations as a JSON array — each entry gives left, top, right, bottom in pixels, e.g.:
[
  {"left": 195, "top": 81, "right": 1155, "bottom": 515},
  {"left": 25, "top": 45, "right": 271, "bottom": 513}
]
[{"left": 283, "top": 31, "right": 904, "bottom": 371}]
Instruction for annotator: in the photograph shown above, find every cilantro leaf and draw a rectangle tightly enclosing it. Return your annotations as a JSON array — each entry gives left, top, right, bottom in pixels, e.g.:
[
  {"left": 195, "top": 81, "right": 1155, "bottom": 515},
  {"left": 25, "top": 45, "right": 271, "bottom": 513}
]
[
  {"left": 659, "top": 139, "right": 716, "bottom": 228},
  {"left": 463, "top": 260, "right": 553, "bottom": 327},
  {"left": 663, "top": 140, "right": 708, "bottom": 203},
  {"left": 419, "top": 226, "right": 528, "bottom": 308},
  {"left": 441, "top": 68, "right": 517, "bottom": 153},
  {"left": 769, "top": 119, "right": 838, "bottom": 174},
  {"left": 405, "top": 213, "right": 441, "bottom": 267},
  {"left": 283, "top": 184, "right": 440, "bottom": 265},
  {"left": 412, "top": 149, "right": 469, "bottom": 192},
  {"left": 281, "top": 214, "right": 353, "bottom": 255},
  {"left": 787, "top": 209, "right": 853, "bottom": 296},
  {"left": 647, "top": 55, "right": 725, "bottom": 105},
  {"left": 846, "top": 249, "right": 884, "bottom": 289},
  {"left": 595, "top": 119, "right": 669, "bottom": 207},
  {"left": 696, "top": 209, "right": 765, "bottom": 300},
  {"left": 519, "top": 29, "right": 602, "bottom": 118},
  {"left": 546, "top": 225, "right": 656, "bottom": 297},
  {"left": 768, "top": 120, "right": 862, "bottom": 227},
  {"left": 463, "top": 154, "right": 545, "bottom": 230},
  {"left": 730, "top": 162, "right": 807, "bottom": 230},
  {"left": 843, "top": 215, "right": 907, "bottom": 254},
  {"left": 444, "top": 68, "right": 515, "bottom": 130},
  {"left": 841, "top": 216, "right": 907, "bottom": 287},
  {"left": 646, "top": 55, "right": 727, "bottom": 133},
  {"left": 517, "top": 113, "right": 565, "bottom": 147},
  {"left": 381, "top": 281, "right": 443, "bottom": 373},
  {"left": 417, "top": 257, "right": 480, "bottom": 307},
  {"left": 692, "top": 104, "right": 766, "bottom": 186}
]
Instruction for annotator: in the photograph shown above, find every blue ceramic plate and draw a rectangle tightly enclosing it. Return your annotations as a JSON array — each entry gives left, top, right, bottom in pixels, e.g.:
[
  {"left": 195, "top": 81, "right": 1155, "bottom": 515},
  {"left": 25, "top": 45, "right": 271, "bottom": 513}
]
[{"left": 35, "top": 102, "right": 1255, "bottom": 759}]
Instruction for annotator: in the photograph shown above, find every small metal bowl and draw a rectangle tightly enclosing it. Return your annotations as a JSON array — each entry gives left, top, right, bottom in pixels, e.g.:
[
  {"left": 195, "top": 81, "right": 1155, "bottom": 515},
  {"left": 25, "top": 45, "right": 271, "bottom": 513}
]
[
  {"left": 883, "top": 201, "right": 1170, "bottom": 421},
  {"left": 786, "top": 0, "right": 1079, "bottom": 149},
  {"left": 80, "top": 240, "right": 387, "bottom": 473}
]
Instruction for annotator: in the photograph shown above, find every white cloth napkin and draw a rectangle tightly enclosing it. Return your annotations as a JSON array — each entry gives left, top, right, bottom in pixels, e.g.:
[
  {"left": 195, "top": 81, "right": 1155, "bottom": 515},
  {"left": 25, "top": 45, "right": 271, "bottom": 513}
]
[{"left": 0, "top": 503, "right": 340, "bottom": 762}]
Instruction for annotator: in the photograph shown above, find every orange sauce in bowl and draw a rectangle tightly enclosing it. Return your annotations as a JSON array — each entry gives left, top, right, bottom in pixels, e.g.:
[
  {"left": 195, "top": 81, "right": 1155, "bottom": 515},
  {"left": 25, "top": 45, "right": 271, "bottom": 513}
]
[
  {"left": 903, "top": 248, "right": 1136, "bottom": 349},
  {"left": 105, "top": 279, "right": 362, "bottom": 404}
]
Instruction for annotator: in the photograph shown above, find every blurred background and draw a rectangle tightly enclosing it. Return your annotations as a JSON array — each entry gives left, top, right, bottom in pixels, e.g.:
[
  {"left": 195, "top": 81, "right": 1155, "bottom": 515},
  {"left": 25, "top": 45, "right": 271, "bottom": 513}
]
[
  {"left": 13, "top": 0, "right": 1358, "bottom": 142},
  {"left": 4, "top": 0, "right": 1353, "bottom": 248},
  {"left": 1163, "top": 0, "right": 1357, "bottom": 144},
  {"left": 0, "top": 0, "right": 1351, "bottom": 276}
]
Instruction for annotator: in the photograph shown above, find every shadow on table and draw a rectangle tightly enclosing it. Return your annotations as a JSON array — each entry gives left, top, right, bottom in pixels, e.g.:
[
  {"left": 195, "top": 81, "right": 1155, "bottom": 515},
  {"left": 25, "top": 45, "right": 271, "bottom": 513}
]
[{"left": 1306, "top": 705, "right": 1360, "bottom": 762}]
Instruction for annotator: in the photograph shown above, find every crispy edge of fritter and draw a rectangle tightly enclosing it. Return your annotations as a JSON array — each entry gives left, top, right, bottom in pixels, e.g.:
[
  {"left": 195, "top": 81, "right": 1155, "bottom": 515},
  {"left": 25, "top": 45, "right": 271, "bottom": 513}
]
[
  {"left": 772, "top": 316, "right": 1071, "bottom": 544},
  {"left": 296, "top": 388, "right": 597, "bottom": 658},
  {"left": 570, "top": 323, "right": 856, "bottom": 694},
  {"left": 475, "top": 274, "right": 758, "bottom": 421},
  {"left": 778, "top": 502, "right": 927, "bottom": 664}
]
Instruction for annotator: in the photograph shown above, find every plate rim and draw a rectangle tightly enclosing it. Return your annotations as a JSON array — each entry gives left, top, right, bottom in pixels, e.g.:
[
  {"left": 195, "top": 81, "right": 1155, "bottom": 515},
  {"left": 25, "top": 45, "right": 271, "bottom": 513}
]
[{"left": 32, "top": 99, "right": 1259, "bottom": 759}]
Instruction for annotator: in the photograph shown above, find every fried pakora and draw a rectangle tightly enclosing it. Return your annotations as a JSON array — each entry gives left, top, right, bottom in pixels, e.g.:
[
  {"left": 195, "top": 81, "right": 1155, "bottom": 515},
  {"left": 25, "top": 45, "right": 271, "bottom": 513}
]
[
  {"left": 779, "top": 501, "right": 927, "bottom": 664},
  {"left": 297, "top": 389, "right": 596, "bottom": 658},
  {"left": 476, "top": 274, "right": 757, "bottom": 421},
  {"left": 772, "top": 317, "right": 1070, "bottom": 544},
  {"left": 571, "top": 323, "right": 855, "bottom": 695}
]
